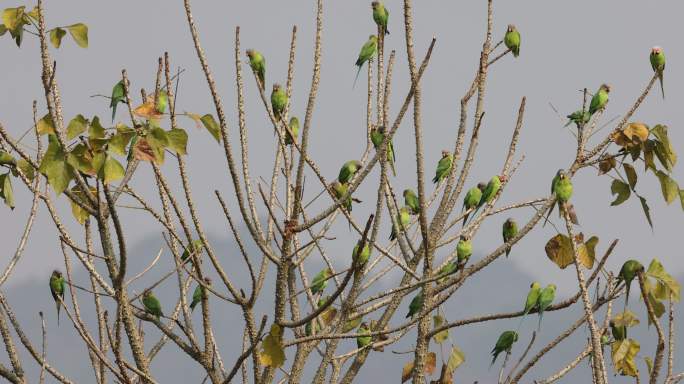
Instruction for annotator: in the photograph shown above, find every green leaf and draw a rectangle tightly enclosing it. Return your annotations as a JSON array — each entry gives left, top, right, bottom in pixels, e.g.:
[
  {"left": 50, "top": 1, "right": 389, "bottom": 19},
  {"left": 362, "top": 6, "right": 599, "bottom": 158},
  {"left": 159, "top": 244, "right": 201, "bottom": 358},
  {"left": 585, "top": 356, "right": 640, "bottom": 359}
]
[
  {"left": 612, "top": 310, "right": 640, "bottom": 328},
  {"left": 66, "top": 114, "right": 88, "bottom": 140},
  {"left": 0, "top": 150, "right": 15, "bottom": 166},
  {"left": 14, "top": 159, "right": 34, "bottom": 181},
  {"left": 37, "top": 114, "right": 55, "bottom": 135},
  {"left": 638, "top": 195, "right": 653, "bottom": 230},
  {"left": 66, "top": 144, "right": 96, "bottom": 176},
  {"left": 610, "top": 180, "right": 630, "bottom": 206},
  {"left": 98, "top": 155, "right": 124, "bottom": 184},
  {"left": 69, "top": 185, "right": 95, "bottom": 225},
  {"left": 643, "top": 140, "right": 657, "bottom": 172},
  {"left": 623, "top": 164, "right": 637, "bottom": 189},
  {"left": 2, "top": 7, "right": 25, "bottom": 32},
  {"left": 432, "top": 315, "right": 449, "bottom": 344},
  {"left": 446, "top": 345, "right": 466, "bottom": 373},
  {"left": 166, "top": 128, "right": 188, "bottom": 155},
  {"left": 655, "top": 171, "right": 679, "bottom": 205},
  {"left": 646, "top": 259, "right": 680, "bottom": 302},
  {"left": 0, "top": 172, "right": 15, "bottom": 209},
  {"left": 49, "top": 27, "right": 66, "bottom": 49},
  {"left": 651, "top": 125, "right": 676, "bottom": 169},
  {"left": 200, "top": 114, "right": 221, "bottom": 142},
  {"left": 39, "top": 135, "right": 73, "bottom": 194},
  {"left": 66, "top": 23, "right": 88, "bottom": 48},
  {"left": 0, "top": 24, "right": 7, "bottom": 37},
  {"left": 109, "top": 124, "right": 135, "bottom": 156},
  {"left": 146, "top": 127, "right": 168, "bottom": 164},
  {"left": 680, "top": 189, "right": 684, "bottom": 211}
]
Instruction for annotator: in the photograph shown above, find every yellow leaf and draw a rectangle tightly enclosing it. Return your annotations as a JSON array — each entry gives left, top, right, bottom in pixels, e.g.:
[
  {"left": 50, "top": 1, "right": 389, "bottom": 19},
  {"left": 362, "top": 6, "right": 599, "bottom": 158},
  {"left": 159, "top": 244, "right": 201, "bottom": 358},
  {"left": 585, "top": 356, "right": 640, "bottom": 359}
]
[
  {"left": 37, "top": 114, "right": 55, "bottom": 135},
  {"left": 614, "top": 122, "right": 649, "bottom": 148},
  {"left": 67, "top": 23, "right": 88, "bottom": 48},
  {"left": 544, "top": 233, "right": 596, "bottom": 270},
  {"left": 69, "top": 186, "right": 95, "bottom": 225},
  {"left": 258, "top": 324, "right": 285, "bottom": 368},
  {"left": 401, "top": 353, "right": 437, "bottom": 383},
  {"left": 49, "top": 27, "right": 66, "bottom": 49},
  {"left": 612, "top": 311, "right": 639, "bottom": 328},
  {"left": 321, "top": 307, "right": 337, "bottom": 326},
  {"left": 2, "top": 7, "right": 25, "bottom": 31},
  {"left": 611, "top": 338, "right": 640, "bottom": 377},
  {"left": 401, "top": 360, "right": 414, "bottom": 383},
  {"left": 579, "top": 235, "right": 598, "bottom": 269},
  {"left": 432, "top": 315, "right": 449, "bottom": 344},
  {"left": 342, "top": 317, "right": 362, "bottom": 333},
  {"left": 446, "top": 346, "right": 465, "bottom": 372},
  {"left": 133, "top": 99, "right": 163, "bottom": 120}
]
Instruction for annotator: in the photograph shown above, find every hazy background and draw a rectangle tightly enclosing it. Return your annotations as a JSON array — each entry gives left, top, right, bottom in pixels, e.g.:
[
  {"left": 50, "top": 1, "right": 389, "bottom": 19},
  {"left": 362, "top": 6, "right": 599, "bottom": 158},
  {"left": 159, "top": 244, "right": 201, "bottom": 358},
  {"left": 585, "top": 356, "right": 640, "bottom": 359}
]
[{"left": 0, "top": 0, "right": 682, "bottom": 382}]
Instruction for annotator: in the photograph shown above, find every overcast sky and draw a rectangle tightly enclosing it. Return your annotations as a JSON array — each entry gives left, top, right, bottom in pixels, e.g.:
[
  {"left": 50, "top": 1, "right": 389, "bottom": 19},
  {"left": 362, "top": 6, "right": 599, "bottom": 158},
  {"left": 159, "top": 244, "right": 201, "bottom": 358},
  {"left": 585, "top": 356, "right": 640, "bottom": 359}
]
[{"left": 0, "top": 0, "right": 682, "bottom": 382}]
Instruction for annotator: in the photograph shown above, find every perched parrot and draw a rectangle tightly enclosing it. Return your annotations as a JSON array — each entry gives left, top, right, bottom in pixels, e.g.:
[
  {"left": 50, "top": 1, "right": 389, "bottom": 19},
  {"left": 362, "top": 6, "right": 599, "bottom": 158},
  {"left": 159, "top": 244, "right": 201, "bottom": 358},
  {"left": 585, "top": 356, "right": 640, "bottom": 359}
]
[
  {"left": 437, "top": 261, "right": 459, "bottom": 283},
  {"left": 370, "top": 126, "right": 396, "bottom": 176},
  {"left": 357, "top": 322, "right": 372, "bottom": 349},
  {"left": 181, "top": 239, "right": 204, "bottom": 263},
  {"left": 403, "top": 189, "right": 420, "bottom": 215},
  {"left": 491, "top": 330, "right": 519, "bottom": 366},
  {"left": 354, "top": 35, "right": 378, "bottom": 88},
  {"left": 544, "top": 169, "right": 572, "bottom": 226},
  {"left": 650, "top": 46, "right": 665, "bottom": 99},
  {"left": 456, "top": 236, "right": 473, "bottom": 264},
  {"left": 338, "top": 160, "right": 363, "bottom": 184},
  {"left": 504, "top": 24, "right": 521, "bottom": 58},
  {"left": 389, "top": 206, "right": 411, "bottom": 241},
  {"left": 462, "top": 183, "right": 485, "bottom": 225},
  {"left": 190, "top": 277, "right": 211, "bottom": 311},
  {"left": 610, "top": 319, "right": 627, "bottom": 341},
  {"left": 110, "top": 80, "right": 125, "bottom": 123},
  {"left": 432, "top": 150, "right": 453, "bottom": 184},
  {"left": 479, "top": 175, "right": 502, "bottom": 209},
  {"left": 588, "top": 84, "right": 610, "bottom": 115},
  {"left": 305, "top": 317, "right": 322, "bottom": 336},
  {"left": 406, "top": 291, "right": 424, "bottom": 318},
  {"left": 371, "top": 1, "right": 389, "bottom": 35},
  {"left": 246, "top": 49, "right": 266, "bottom": 88},
  {"left": 353, "top": 241, "right": 371, "bottom": 265},
  {"left": 565, "top": 110, "right": 591, "bottom": 128},
  {"left": 536, "top": 284, "right": 556, "bottom": 331},
  {"left": 286, "top": 116, "right": 299, "bottom": 146},
  {"left": 617, "top": 259, "right": 644, "bottom": 309},
  {"left": 310, "top": 268, "right": 332, "bottom": 295},
  {"left": 517, "top": 281, "right": 541, "bottom": 329},
  {"left": 331, "top": 181, "right": 352, "bottom": 212},
  {"left": 142, "top": 290, "right": 163, "bottom": 320},
  {"left": 49, "top": 270, "right": 66, "bottom": 326},
  {"left": 502, "top": 218, "right": 518, "bottom": 257},
  {"left": 271, "top": 83, "right": 288, "bottom": 120}
]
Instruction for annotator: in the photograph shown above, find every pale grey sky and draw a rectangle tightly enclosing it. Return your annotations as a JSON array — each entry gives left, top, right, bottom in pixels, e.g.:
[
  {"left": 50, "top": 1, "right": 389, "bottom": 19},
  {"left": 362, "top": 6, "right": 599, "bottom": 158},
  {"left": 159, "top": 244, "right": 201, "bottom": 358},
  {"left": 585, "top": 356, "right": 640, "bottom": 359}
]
[{"left": 0, "top": 0, "right": 682, "bottom": 382}]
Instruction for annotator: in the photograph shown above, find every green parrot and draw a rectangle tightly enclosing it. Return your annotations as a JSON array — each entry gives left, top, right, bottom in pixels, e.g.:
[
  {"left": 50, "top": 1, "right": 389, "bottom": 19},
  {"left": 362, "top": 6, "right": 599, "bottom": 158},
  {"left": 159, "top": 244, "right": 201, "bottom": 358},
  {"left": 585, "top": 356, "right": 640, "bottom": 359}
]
[
  {"left": 650, "top": 46, "right": 665, "bottom": 99},
  {"left": 270, "top": 83, "right": 288, "bottom": 120},
  {"left": 331, "top": 181, "right": 352, "bottom": 212},
  {"left": 49, "top": 270, "right": 66, "bottom": 326},
  {"left": 357, "top": 322, "right": 372, "bottom": 349},
  {"left": 478, "top": 175, "right": 502, "bottom": 209},
  {"left": 610, "top": 319, "right": 627, "bottom": 341},
  {"left": 189, "top": 277, "right": 211, "bottom": 311},
  {"left": 181, "top": 239, "right": 205, "bottom": 263},
  {"left": 502, "top": 218, "right": 518, "bottom": 257},
  {"left": 544, "top": 169, "right": 572, "bottom": 226},
  {"left": 565, "top": 110, "right": 591, "bottom": 128},
  {"left": 310, "top": 268, "right": 332, "bottom": 295},
  {"left": 142, "top": 289, "right": 163, "bottom": 320},
  {"left": 371, "top": 1, "right": 389, "bottom": 35},
  {"left": 354, "top": 35, "right": 378, "bottom": 88},
  {"left": 456, "top": 236, "right": 473, "bottom": 264},
  {"left": 617, "top": 259, "right": 644, "bottom": 308},
  {"left": 491, "top": 330, "right": 519, "bottom": 366},
  {"left": 536, "top": 284, "right": 556, "bottom": 331},
  {"left": 517, "top": 281, "right": 541, "bottom": 329},
  {"left": 389, "top": 206, "right": 411, "bottom": 241},
  {"left": 403, "top": 189, "right": 419, "bottom": 215},
  {"left": 405, "top": 291, "right": 424, "bottom": 318},
  {"left": 305, "top": 317, "right": 322, "bottom": 336},
  {"left": 338, "top": 160, "right": 363, "bottom": 184},
  {"left": 588, "top": 84, "right": 610, "bottom": 115},
  {"left": 286, "top": 116, "right": 299, "bottom": 146},
  {"left": 504, "top": 24, "right": 521, "bottom": 58},
  {"left": 462, "top": 183, "right": 485, "bottom": 225},
  {"left": 110, "top": 80, "right": 125, "bottom": 123},
  {"left": 437, "top": 261, "right": 459, "bottom": 283},
  {"left": 353, "top": 241, "right": 371, "bottom": 265},
  {"left": 370, "top": 126, "right": 396, "bottom": 176},
  {"left": 246, "top": 49, "right": 266, "bottom": 88},
  {"left": 432, "top": 150, "right": 453, "bottom": 184}
]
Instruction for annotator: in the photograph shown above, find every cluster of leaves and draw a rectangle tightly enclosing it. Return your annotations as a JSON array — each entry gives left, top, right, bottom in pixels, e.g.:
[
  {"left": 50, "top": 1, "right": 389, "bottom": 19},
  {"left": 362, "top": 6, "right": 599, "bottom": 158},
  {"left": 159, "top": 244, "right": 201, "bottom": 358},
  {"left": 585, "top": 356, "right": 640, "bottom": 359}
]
[
  {"left": 601, "top": 123, "right": 681, "bottom": 228},
  {"left": 608, "top": 259, "right": 680, "bottom": 377},
  {"left": 1, "top": 5, "right": 87, "bottom": 48}
]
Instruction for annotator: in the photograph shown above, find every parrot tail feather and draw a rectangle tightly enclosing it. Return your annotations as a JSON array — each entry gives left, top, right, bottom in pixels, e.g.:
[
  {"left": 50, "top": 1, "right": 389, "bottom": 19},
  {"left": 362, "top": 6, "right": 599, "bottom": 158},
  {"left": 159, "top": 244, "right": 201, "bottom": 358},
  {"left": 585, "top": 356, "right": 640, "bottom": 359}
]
[
  {"left": 659, "top": 74, "right": 665, "bottom": 100},
  {"left": 353, "top": 65, "right": 363, "bottom": 89}
]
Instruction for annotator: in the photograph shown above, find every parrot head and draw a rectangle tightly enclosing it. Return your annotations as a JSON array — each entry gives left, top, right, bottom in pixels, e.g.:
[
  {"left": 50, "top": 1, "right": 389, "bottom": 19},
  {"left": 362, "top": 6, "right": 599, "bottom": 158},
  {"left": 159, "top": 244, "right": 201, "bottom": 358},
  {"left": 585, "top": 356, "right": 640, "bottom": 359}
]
[
  {"left": 600, "top": 84, "right": 611, "bottom": 93},
  {"left": 402, "top": 189, "right": 410, "bottom": 198},
  {"left": 371, "top": 1, "right": 380, "bottom": 10},
  {"left": 360, "top": 321, "right": 369, "bottom": 329},
  {"left": 246, "top": 49, "right": 255, "bottom": 59},
  {"left": 477, "top": 182, "right": 487, "bottom": 191},
  {"left": 556, "top": 169, "right": 567, "bottom": 180},
  {"left": 51, "top": 270, "right": 62, "bottom": 279},
  {"left": 272, "top": 83, "right": 282, "bottom": 92},
  {"left": 441, "top": 150, "right": 450, "bottom": 158},
  {"left": 530, "top": 281, "right": 541, "bottom": 289},
  {"left": 505, "top": 217, "right": 515, "bottom": 226},
  {"left": 369, "top": 35, "right": 378, "bottom": 44},
  {"left": 507, "top": 24, "right": 517, "bottom": 33},
  {"left": 143, "top": 289, "right": 153, "bottom": 299},
  {"left": 547, "top": 284, "right": 557, "bottom": 292},
  {"left": 204, "top": 277, "right": 212, "bottom": 285},
  {"left": 498, "top": 174, "right": 507, "bottom": 183},
  {"left": 651, "top": 46, "right": 662, "bottom": 55},
  {"left": 460, "top": 234, "right": 471, "bottom": 242},
  {"left": 377, "top": 125, "right": 387, "bottom": 134}
]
